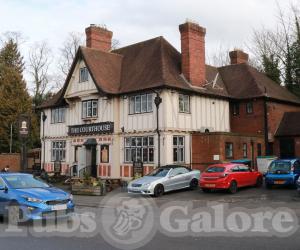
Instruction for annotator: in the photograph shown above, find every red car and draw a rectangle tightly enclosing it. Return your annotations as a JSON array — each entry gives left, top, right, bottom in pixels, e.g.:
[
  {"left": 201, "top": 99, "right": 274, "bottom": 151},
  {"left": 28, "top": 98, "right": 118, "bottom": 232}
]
[{"left": 200, "top": 163, "right": 263, "bottom": 194}]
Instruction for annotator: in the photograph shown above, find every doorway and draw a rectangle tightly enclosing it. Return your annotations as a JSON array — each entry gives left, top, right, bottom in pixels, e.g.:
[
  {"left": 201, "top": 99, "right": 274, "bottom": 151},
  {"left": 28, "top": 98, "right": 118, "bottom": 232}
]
[
  {"left": 83, "top": 138, "right": 98, "bottom": 178},
  {"left": 280, "top": 137, "right": 295, "bottom": 158}
]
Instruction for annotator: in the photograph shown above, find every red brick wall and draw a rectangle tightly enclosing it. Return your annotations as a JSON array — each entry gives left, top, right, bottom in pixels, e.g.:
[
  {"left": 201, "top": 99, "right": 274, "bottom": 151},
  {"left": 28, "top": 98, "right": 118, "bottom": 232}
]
[
  {"left": 267, "top": 102, "right": 300, "bottom": 141},
  {"left": 0, "top": 154, "right": 21, "bottom": 172},
  {"left": 192, "top": 133, "right": 265, "bottom": 172},
  {"left": 230, "top": 99, "right": 265, "bottom": 135}
]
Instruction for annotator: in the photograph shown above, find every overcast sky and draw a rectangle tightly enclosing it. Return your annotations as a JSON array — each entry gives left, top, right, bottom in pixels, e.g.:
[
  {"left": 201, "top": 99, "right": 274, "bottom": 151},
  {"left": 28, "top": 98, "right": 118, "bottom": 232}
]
[{"left": 0, "top": 0, "right": 299, "bottom": 88}]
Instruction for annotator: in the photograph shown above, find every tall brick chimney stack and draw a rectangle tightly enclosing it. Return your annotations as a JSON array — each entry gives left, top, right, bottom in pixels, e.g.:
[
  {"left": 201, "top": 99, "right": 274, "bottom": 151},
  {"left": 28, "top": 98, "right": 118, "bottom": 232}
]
[
  {"left": 85, "top": 24, "right": 113, "bottom": 52},
  {"left": 229, "top": 50, "right": 249, "bottom": 64},
  {"left": 179, "top": 21, "right": 206, "bottom": 87}
]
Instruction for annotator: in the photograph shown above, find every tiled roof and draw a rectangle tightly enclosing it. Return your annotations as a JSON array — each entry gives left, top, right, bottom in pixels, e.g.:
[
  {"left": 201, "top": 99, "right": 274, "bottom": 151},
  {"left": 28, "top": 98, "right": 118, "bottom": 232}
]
[
  {"left": 275, "top": 112, "right": 300, "bottom": 136},
  {"left": 39, "top": 36, "right": 300, "bottom": 109}
]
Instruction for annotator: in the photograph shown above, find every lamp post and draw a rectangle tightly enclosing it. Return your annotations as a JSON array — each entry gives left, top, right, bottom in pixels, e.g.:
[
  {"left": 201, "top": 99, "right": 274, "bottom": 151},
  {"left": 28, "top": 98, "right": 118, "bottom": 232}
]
[
  {"left": 42, "top": 111, "right": 47, "bottom": 171},
  {"left": 154, "top": 91, "right": 162, "bottom": 167}
]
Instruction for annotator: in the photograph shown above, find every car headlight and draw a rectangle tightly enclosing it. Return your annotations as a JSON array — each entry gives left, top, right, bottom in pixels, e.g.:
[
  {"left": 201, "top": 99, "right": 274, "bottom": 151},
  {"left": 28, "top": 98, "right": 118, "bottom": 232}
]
[
  {"left": 69, "top": 194, "right": 74, "bottom": 201},
  {"left": 143, "top": 183, "right": 151, "bottom": 188},
  {"left": 22, "top": 196, "right": 43, "bottom": 203}
]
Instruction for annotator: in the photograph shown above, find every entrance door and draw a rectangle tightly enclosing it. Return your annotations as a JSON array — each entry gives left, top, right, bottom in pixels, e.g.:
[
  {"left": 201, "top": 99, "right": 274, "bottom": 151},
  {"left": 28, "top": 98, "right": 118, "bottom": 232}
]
[
  {"left": 86, "top": 145, "right": 97, "bottom": 178},
  {"left": 280, "top": 138, "right": 295, "bottom": 159}
]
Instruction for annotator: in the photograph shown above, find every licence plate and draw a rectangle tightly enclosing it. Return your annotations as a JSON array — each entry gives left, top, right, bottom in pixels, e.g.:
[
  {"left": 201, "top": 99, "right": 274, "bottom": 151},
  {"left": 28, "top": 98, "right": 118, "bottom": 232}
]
[
  {"left": 52, "top": 204, "right": 67, "bottom": 211},
  {"left": 205, "top": 184, "right": 216, "bottom": 187},
  {"left": 274, "top": 180, "right": 285, "bottom": 184}
]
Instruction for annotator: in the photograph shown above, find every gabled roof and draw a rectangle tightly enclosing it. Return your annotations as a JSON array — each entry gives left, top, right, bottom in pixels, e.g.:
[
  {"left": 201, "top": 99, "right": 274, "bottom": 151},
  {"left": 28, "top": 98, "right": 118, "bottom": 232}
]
[
  {"left": 275, "top": 112, "right": 300, "bottom": 137},
  {"left": 39, "top": 36, "right": 300, "bottom": 109}
]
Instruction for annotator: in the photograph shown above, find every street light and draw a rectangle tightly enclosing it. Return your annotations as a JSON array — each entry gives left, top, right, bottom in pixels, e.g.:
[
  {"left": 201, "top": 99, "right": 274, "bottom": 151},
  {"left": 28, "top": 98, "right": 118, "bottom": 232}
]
[
  {"left": 153, "top": 91, "right": 162, "bottom": 167},
  {"left": 42, "top": 111, "right": 47, "bottom": 171}
]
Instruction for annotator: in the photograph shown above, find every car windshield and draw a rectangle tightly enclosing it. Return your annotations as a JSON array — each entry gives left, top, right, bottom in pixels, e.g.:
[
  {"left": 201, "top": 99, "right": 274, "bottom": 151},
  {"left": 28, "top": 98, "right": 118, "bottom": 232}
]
[
  {"left": 148, "top": 168, "right": 171, "bottom": 177},
  {"left": 269, "top": 162, "right": 291, "bottom": 174},
  {"left": 205, "top": 166, "right": 225, "bottom": 173},
  {"left": 3, "top": 175, "right": 50, "bottom": 189}
]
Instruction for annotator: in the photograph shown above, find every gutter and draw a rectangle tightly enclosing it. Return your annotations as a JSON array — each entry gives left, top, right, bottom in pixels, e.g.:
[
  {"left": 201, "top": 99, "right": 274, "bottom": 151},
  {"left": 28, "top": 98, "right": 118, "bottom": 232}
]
[{"left": 263, "top": 97, "right": 269, "bottom": 155}]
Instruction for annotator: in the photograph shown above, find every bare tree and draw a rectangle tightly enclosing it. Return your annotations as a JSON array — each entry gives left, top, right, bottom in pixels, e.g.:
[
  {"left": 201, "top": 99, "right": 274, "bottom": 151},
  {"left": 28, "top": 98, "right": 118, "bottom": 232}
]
[
  {"left": 27, "top": 41, "right": 53, "bottom": 106},
  {"left": 58, "top": 32, "right": 84, "bottom": 77}
]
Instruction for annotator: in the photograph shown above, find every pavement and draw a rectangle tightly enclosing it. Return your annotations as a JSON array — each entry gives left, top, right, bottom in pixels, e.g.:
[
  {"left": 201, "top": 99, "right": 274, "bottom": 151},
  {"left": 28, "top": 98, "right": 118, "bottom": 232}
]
[{"left": 1, "top": 185, "right": 300, "bottom": 250}]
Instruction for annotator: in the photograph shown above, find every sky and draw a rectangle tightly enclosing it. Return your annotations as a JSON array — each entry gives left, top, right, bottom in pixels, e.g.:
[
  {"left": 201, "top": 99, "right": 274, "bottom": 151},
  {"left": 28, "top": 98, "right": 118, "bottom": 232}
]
[{"left": 0, "top": 0, "right": 298, "bottom": 89}]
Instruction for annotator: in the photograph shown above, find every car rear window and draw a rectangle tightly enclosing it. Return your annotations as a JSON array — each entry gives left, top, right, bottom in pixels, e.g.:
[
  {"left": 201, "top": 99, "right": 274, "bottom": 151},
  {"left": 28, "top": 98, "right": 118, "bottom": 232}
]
[
  {"left": 205, "top": 166, "right": 225, "bottom": 173},
  {"left": 269, "top": 161, "right": 291, "bottom": 173}
]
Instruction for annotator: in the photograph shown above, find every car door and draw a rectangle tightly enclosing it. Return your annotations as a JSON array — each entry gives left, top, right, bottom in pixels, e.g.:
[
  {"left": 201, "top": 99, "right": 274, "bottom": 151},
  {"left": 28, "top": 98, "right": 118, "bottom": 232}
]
[
  {"left": 293, "top": 160, "right": 300, "bottom": 181},
  {"left": 168, "top": 168, "right": 186, "bottom": 190},
  {"left": 230, "top": 166, "right": 242, "bottom": 186},
  {"left": 238, "top": 165, "right": 254, "bottom": 186},
  {"left": 0, "top": 177, "right": 10, "bottom": 214}
]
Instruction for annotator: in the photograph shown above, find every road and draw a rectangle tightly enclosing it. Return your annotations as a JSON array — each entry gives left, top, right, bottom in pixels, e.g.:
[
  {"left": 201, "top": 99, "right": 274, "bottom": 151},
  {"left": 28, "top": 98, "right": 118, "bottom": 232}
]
[{"left": 1, "top": 186, "right": 300, "bottom": 250}]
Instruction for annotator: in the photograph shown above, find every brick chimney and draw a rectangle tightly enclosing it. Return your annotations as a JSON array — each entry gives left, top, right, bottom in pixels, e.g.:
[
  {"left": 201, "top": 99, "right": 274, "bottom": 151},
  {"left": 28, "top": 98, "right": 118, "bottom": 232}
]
[
  {"left": 85, "top": 24, "right": 113, "bottom": 52},
  {"left": 179, "top": 21, "right": 206, "bottom": 87},
  {"left": 229, "top": 50, "right": 249, "bottom": 64}
]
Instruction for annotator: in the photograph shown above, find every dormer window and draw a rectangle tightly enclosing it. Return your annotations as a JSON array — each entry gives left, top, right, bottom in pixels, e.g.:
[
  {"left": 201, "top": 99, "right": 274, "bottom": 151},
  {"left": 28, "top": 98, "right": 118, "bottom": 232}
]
[{"left": 79, "top": 67, "right": 89, "bottom": 82}]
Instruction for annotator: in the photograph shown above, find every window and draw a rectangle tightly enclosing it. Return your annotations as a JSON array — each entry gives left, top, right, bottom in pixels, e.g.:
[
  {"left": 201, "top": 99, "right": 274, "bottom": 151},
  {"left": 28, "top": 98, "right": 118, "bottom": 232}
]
[
  {"left": 242, "top": 143, "right": 247, "bottom": 158},
  {"left": 232, "top": 103, "right": 239, "bottom": 115},
  {"left": 170, "top": 167, "right": 189, "bottom": 176},
  {"left": 173, "top": 136, "right": 185, "bottom": 163},
  {"left": 124, "top": 136, "right": 154, "bottom": 163},
  {"left": 225, "top": 142, "right": 233, "bottom": 159},
  {"left": 79, "top": 67, "right": 89, "bottom": 82},
  {"left": 82, "top": 100, "right": 98, "bottom": 119},
  {"left": 74, "top": 146, "right": 81, "bottom": 162},
  {"left": 179, "top": 94, "right": 190, "bottom": 113},
  {"left": 239, "top": 165, "right": 250, "bottom": 172},
  {"left": 246, "top": 101, "right": 253, "bottom": 114},
  {"left": 129, "top": 94, "right": 153, "bottom": 114},
  {"left": 51, "top": 141, "right": 66, "bottom": 162},
  {"left": 257, "top": 143, "right": 262, "bottom": 156},
  {"left": 51, "top": 107, "right": 66, "bottom": 123}
]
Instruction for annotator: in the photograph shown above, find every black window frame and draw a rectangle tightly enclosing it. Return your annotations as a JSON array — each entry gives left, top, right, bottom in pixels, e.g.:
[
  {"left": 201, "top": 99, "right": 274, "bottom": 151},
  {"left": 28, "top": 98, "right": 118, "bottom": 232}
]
[
  {"left": 242, "top": 143, "right": 248, "bottom": 158},
  {"left": 82, "top": 99, "right": 98, "bottom": 119},
  {"left": 246, "top": 101, "right": 253, "bottom": 114},
  {"left": 225, "top": 142, "right": 234, "bottom": 159},
  {"left": 232, "top": 102, "right": 240, "bottom": 116},
  {"left": 79, "top": 67, "right": 89, "bottom": 83}
]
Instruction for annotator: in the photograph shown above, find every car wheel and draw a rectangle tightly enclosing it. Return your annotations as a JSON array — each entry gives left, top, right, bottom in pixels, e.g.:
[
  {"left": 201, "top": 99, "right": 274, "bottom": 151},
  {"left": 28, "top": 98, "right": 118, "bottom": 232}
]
[
  {"left": 228, "top": 181, "right": 238, "bottom": 194},
  {"left": 153, "top": 184, "right": 164, "bottom": 197},
  {"left": 255, "top": 176, "right": 263, "bottom": 187},
  {"left": 202, "top": 188, "right": 211, "bottom": 193},
  {"left": 6, "top": 202, "right": 22, "bottom": 225},
  {"left": 189, "top": 179, "right": 198, "bottom": 190},
  {"left": 266, "top": 183, "right": 272, "bottom": 189}
]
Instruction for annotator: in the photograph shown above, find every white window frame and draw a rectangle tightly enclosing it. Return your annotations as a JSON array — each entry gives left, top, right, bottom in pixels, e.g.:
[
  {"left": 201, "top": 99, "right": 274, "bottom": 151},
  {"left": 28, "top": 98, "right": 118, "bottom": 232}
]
[
  {"left": 82, "top": 100, "right": 98, "bottom": 119},
  {"left": 51, "top": 107, "right": 66, "bottom": 124},
  {"left": 173, "top": 136, "right": 185, "bottom": 163},
  {"left": 51, "top": 141, "right": 66, "bottom": 162},
  {"left": 124, "top": 136, "right": 154, "bottom": 163},
  {"left": 179, "top": 94, "right": 190, "bottom": 113},
  {"left": 129, "top": 93, "right": 153, "bottom": 114}
]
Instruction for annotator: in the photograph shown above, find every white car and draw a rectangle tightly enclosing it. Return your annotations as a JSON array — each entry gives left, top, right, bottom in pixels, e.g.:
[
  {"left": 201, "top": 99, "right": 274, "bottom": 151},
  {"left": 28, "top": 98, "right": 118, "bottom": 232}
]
[{"left": 127, "top": 165, "right": 201, "bottom": 197}]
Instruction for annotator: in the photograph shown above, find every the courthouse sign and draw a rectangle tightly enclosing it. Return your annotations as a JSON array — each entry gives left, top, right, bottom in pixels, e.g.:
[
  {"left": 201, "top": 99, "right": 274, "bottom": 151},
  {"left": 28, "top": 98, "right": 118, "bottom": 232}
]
[{"left": 68, "top": 122, "right": 114, "bottom": 136}]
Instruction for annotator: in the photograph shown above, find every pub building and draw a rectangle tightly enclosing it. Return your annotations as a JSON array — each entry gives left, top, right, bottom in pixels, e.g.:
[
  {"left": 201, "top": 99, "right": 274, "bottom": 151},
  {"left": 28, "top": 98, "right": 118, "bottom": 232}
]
[{"left": 39, "top": 21, "right": 300, "bottom": 179}]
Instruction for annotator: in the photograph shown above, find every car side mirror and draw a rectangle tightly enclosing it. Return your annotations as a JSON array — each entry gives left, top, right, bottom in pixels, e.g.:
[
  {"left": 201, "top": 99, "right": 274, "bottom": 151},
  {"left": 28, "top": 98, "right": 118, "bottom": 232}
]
[{"left": 0, "top": 186, "right": 8, "bottom": 192}]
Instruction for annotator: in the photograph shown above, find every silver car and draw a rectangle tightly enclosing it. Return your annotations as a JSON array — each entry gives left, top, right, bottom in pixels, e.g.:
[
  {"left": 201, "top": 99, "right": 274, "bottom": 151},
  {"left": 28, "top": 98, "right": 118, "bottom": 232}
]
[{"left": 127, "top": 165, "right": 201, "bottom": 197}]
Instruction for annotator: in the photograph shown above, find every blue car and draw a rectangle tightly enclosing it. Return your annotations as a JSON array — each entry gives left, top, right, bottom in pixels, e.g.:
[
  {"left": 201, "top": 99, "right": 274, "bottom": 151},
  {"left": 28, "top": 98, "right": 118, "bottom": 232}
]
[
  {"left": 265, "top": 159, "right": 300, "bottom": 188},
  {"left": 0, "top": 173, "right": 74, "bottom": 224}
]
